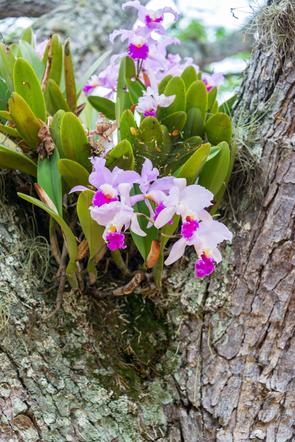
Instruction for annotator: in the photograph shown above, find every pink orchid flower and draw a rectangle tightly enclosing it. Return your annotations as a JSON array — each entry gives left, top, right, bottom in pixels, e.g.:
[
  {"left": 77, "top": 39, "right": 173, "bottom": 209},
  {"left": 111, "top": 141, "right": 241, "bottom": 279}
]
[
  {"left": 90, "top": 183, "right": 146, "bottom": 251},
  {"left": 202, "top": 72, "right": 224, "bottom": 92},
  {"left": 122, "top": 1, "right": 178, "bottom": 34},
  {"left": 110, "top": 28, "right": 151, "bottom": 60},
  {"left": 148, "top": 178, "right": 214, "bottom": 230},
  {"left": 70, "top": 157, "right": 140, "bottom": 208},
  {"left": 136, "top": 86, "right": 175, "bottom": 117},
  {"left": 165, "top": 211, "right": 232, "bottom": 278}
]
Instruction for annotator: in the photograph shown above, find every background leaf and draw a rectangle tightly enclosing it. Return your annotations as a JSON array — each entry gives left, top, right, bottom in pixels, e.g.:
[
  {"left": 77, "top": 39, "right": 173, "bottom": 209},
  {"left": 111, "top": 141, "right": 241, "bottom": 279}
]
[
  {"left": 0, "top": 144, "right": 37, "bottom": 176},
  {"left": 37, "top": 149, "right": 63, "bottom": 215},
  {"left": 61, "top": 112, "right": 91, "bottom": 169}
]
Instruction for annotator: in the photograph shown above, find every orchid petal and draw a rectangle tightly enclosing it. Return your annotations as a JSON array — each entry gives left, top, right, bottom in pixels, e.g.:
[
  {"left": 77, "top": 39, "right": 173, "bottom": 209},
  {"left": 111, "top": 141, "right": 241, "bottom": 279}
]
[
  {"left": 69, "top": 185, "right": 89, "bottom": 194},
  {"left": 154, "top": 206, "right": 175, "bottom": 229},
  {"left": 165, "top": 238, "right": 186, "bottom": 265}
]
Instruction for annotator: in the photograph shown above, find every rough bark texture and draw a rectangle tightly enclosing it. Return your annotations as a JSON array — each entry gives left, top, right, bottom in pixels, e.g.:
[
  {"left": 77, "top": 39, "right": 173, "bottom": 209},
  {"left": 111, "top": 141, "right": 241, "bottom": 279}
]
[
  {"left": 0, "top": 0, "right": 62, "bottom": 18},
  {"left": 1, "top": 1, "right": 295, "bottom": 441}
]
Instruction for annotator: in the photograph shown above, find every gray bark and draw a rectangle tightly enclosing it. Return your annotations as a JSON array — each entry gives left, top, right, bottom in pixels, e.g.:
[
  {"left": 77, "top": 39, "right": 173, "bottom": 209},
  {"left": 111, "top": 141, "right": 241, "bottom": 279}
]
[
  {"left": 0, "top": 1, "right": 62, "bottom": 18},
  {"left": 1, "top": 1, "right": 295, "bottom": 441}
]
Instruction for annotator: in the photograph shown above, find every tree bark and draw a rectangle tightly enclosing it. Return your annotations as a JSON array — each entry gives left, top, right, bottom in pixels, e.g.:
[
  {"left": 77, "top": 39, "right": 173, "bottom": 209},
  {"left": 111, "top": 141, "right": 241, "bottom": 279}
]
[
  {"left": 1, "top": 1, "right": 295, "bottom": 441},
  {"left": 0, "top": 1, "right": 62, "bottom": 18}
]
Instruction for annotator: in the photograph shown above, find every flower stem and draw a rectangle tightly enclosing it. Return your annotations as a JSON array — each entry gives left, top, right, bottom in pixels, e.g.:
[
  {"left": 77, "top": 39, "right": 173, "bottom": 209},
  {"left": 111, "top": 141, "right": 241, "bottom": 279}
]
[{"left": 111, "top": 250, "right": 130, "bottom": 276}]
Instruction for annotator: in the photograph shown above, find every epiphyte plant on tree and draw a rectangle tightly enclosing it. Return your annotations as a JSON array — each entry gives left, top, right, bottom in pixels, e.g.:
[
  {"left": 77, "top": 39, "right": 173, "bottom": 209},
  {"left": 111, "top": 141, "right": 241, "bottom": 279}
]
[{"left": 0, "top": 1, "right": 234, "bottom": 294}]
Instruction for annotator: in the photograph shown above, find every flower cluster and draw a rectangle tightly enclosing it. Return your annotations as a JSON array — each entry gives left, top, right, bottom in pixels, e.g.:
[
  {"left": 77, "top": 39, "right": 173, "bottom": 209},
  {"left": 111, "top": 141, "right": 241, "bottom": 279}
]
[
  {"left": 71, "top": 158, "right": 232, "bottom": 279},
  {"left": 83, "top": 1, "right": 223, "bottom": 105}
]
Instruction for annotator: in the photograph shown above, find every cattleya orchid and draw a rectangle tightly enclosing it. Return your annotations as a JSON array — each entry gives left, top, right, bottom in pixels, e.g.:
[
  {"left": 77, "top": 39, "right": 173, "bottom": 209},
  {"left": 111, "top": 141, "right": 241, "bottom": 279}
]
[{"left": 0, "top": 0, "right": 234, "bottom": 291}]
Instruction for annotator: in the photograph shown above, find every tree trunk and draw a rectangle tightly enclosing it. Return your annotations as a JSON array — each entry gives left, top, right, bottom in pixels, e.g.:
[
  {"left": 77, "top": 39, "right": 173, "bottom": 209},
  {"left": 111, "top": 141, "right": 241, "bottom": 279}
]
[{"left": 1, "top": 1, "right": 295, "bottom": 441}]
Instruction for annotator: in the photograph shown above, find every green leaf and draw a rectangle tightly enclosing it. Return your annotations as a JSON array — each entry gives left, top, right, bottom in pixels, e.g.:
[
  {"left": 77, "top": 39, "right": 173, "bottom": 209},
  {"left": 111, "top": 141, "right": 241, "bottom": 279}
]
[
  {"left": 0, "top": 144, "right": 37, "bottom": 176},
  {"left": 45, "top": 79, "right": 71, "bottom": 115},
  {"left": 18, "top": 41, "right": 44, "bottom": 81},
  {"left": 219, "top": 94, "right": 238, "bottom": 115},
  {"left": 158, "top": 75, "right": 172, "bottom": 94},
  {"left": 0, "top": 122, "right": 20, "bottom": 138},
  {"left": 61, "top": 112, "right": 91, "bottom": 170},
  {"left": 18, "top": 193, "right": 77, "bottom": 277},
  {"left": 77, "top": 51, "right": 111, "bottom": 96},
  {"left": 21, "top": 27, "right": 34, "bottom": 45},
  {"left": 13, "top": 58, "right": 46, "bottom": 121},
  {"left": 48, "top": 34, "right": 63, "bottom": 86},
  {"left": 37, "top": 149, "right": 63, "bottom": 215},
  {"left": 8, "top": 92, "right": 42, "bottom": 149},
  {"left": 208, "top": 87, "right": 217, "bottom": 110},
  {"left": 198, "top": 141, "right": 230, "bottom": 195},
  {"left": 77, "top": 190, "right": 106, "bottom": 275},
  {"left": 87, "top": 95, "right": 115, "bottom": 120},
  {"left": 106, "top": 139, "right": 134, "bottom": 170},
  {"left": 186, "top": 80, "right": 208, "bottom": 115},
  {"left": 116, "top": 56, "right": 135, "bottom": 122},
  {"left": 0, "top": 111, "right": 11, "bottom": 121},
  {"left": 64, "top": 39, "right": 77, "bottom": 111},
  {"left": 205, "top": 112, "right": 232, "bottom": 145},
  {"left": 126, "top": 78, "right": 145, "bottom": 104},
  {"left": 176, "top": 143, "right": 211, "bottom": 184},
  {"left": 162, "top": 111, "right": 187, "bottom": 132},
  {"left": 181, "top": 65, "right": 198, "bottom": 90},
  {"left": 58, "top": 158, "right": 89, "bottom": 190},
  {"left": 119, "top": 109, "right": 138, "bottom": 144},
  {"left": 0, "top": 77, "right": 10, "bottom": 110},
  {"left": 50, "top": 109, "right": 65, "bottom": 156},
  {"left": 0, "top": 43, "right": 15, "bottom": 92},
  {"left": 158, "top": 76, "right": 186, "bottom": 119},
  {"left": 184, "top": 107, "right": 204, "bottom": 138}
]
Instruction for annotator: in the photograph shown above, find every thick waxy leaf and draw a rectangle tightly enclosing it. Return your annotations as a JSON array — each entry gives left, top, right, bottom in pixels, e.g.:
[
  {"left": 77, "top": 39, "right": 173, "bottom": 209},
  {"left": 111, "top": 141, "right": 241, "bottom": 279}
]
[
  {"left": 158, "top": 76, "right": 186, "bottom": 119},
  {"left": 50, "top": 109, "right": 65, "bottom": 156},
  {"left": 0, "top": 111, "right": 11, "bottom": 121},
  {"left": 158, "top": 74, "right": 172, "bottom": 94},
  {"left": 181, "top": 65, "right": 198, "bottom": 90},
  {"left": 211, "top": 101, "right": 219, "bottom": 114},
  {"left": 198, "top": 141, "right": 230, "bottom": 195},
  {"left": 0, "top": 144, "right": 37, "bottom": 176},
  {"left": 8, "top": 92, "right": 42, "bottom": 149},
  {"left": 184, "top": 107, "right": 204, "bottom": 138},
  {"left": 37, "top": 148, "right": 63, "bottom": 215},
  {"left": 162, "top": 111, "right": 187, "bottom": 132},
  {"left": 77, "top": 50, "right": 110, "bottom": 96},
  {"left": 0, "top": 78, "right": 10, "bottom": 111},
  {"left": 219, "top": 94, "right": 238, "bottom": 115},
  {"left": 176, "top": 143, "right": 211, "bottom": 184},
  {"left": 116, "top": 56, "right": 135, "bottom": 121},
  {"left": 18, "top": 41, "right": 44, "bottom": 81},
  {"left": 0, "top": 44, "right": 15, "bottom": 92},
  {"left": 186, "top": 80, "right": 208, "bottom": 115},
  {"left": 64, "top": 39, "right": 77, "bottom": 111},
  {"left": 119, "top": 109, "right": 138, "bottom": 145},
  {"left": 87, "top": 95, "right": 115, "bottom": 120},
  {"left": 0, "top": 122, "right": 19, "bottom": 138},
  {"left": 21, "top": 27, "right": 34, "bottom": 45},
  {"left": 43, "top": 34, "right": 63, "bottom": 86},
  {"left": 211, "top": 141, "right": 236, "bottom": 213},
  {"left": 77, "top": 190, "right": 106, "bottom": 277},
  {"left": 61, "top": 112, "right": 91, "bottom": 170},
  {"left": 205, "top": 112, "right": 232, "bottom": 145},
  {"left": 45, "top": 79, "right": 71, "bottom": 115},
  {"left": 18, "top": 192, "right": 78, "bottom": 278},
  {"left": 139, "top": 116, "right": 163, "bottom": 164},
  {"left": 58, "top": 158, "right": 89, "bottom": 190},
  {"left": 126, "top": 78, "right": 145, "bottom": 104},
  {"left": 13, "top": 58, "right": 46, "bottom": 121},
  {"left": 208, "top": 87, "right": 217, "bottom": 110},
  {"left": 106, "top": 139, "right": 134, "bottom": 170}
]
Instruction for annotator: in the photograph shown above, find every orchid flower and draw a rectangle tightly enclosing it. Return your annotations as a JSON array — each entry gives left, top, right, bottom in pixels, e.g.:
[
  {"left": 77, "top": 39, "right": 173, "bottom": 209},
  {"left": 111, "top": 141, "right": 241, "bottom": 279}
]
[
  {"left": 136, "top": 86, "right": 175, "bottom": 117},
  {"left": 122, "top": 1, "right": 178, "bottom": 34},
  {"left": 110, "top": 28, "right": 151, "bottom": 60},
  {"left": 202, "top": 72, "right": 224, "bottom": 92},
  {"left": 165, "top": 211, "right": 233, "bottom": 278},
  {"left": 70, "top": 157, "right": 140, "bottom": 208},
  {"left": 90, "top": 183, "right": 146, "bottom": 251},
  {"left": 148, "top": 178, "right": 214, "bottom": 230},
  {"left": 83, "top": 75, "right": 100, "bottom": 95}
]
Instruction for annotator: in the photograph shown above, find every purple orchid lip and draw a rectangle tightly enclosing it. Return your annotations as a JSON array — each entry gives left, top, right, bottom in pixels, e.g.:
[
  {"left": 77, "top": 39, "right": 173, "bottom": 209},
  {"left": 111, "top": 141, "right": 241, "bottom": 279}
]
[
  {"left": 195, "top": 254, "right": 215, "bottom": 278},
  {"left": 154, "top": 202, "right": 173, "bottom": 225},
  {"left": 106, "top": 231, "right": 127, "bottom": 251},
  {"left": 181, "top": 217, "right": 199, "bottom": 240},
  {"left": 92, "top": 190, "right": 119, "bottom": 208},
  {"left": 83, "top": 84, "right": 95, "bottom": 94},
  {"left": 145, "top": 14, "right": 163, "bottom": 26},
  {"left": 144, "top": 109, "right": 157, "bottom": 117},
  {"left": 128, "top": 42, "right": 149, "bottom": 60}
]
